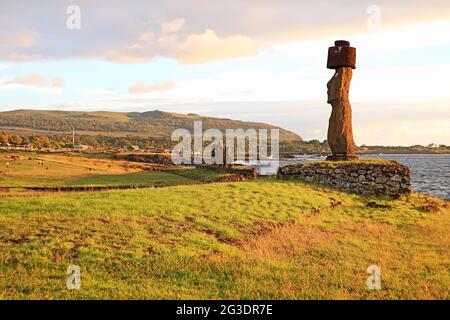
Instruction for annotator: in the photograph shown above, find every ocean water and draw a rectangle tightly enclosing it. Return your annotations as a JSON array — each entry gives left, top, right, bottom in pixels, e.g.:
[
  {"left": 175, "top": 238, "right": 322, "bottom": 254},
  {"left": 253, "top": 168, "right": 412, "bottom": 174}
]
[
  {"left": 247, "top": 154, "right": 450, "bottom": 199},
  {"left": 361, "top": 154, "right": 450, "bottom": 200}
]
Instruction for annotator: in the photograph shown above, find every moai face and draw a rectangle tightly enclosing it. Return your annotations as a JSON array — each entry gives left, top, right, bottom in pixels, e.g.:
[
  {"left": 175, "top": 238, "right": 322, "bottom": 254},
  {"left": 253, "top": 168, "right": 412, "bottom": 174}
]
[
  {"left": 327, "top": 69, "right": 341, "bottom": 104},
  {"left": 327, "top": 68, "right": 352, "bottom": 104}
]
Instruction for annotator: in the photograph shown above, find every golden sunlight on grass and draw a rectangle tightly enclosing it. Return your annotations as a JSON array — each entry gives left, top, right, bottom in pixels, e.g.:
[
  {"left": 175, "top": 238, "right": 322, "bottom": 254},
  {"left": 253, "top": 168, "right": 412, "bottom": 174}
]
[{"left": 0, "top": 180, "right": 448, "bottom": 299}]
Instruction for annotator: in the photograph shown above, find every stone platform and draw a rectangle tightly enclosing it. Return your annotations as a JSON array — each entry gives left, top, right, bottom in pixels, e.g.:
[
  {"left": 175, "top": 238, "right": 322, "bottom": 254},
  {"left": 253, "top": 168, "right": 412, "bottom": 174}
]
[{"left": 278, "top": 160, "right": 411, "bottom": 196}]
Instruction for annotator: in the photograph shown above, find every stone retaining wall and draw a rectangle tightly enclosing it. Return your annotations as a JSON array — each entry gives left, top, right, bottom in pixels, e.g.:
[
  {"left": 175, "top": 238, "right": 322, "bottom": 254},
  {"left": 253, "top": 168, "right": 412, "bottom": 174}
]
[{"left": 278, "top": 161, "right": 411, "bottom": 196}]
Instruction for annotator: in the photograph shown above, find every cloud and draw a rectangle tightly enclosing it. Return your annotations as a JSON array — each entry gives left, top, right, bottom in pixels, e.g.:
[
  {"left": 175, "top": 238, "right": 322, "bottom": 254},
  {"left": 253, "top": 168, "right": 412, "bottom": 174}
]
[
  {"left": 129, "top": 80, "right": 175, "bottom": 94},
  {"left": 0, "top": 29, "right": 40, "bottom": 61},
  {"left": 1, "top": 1, "right": 449, "bottom": 64},
  {"left": 130, "top": 32, "right": 155, "bottom": 50},
  {"left": 51, "top": 76, "right": 64, "bottom": 88},
  {"left": 15, "top": 30, "right": 38, "bottom": 48},
  {"left": 107, "top": 25, "right": 259, "bottom": 64},
  {"left": 4, "top": 74, "right": 64, "bottom": 88},
  {"left": 6, "top": 74, "right": 48, "bottom": 86},
  {"left": 107, "top": 53, "right": 153, "bottom": 63},
  {"left": 174, "top": 29, "right": 259, "bottom": 64},
  {"left": 161, "top": 18, "right": 186, "bottom": 35},
  {"left": 1, "top": 30, "right": 38, "bottom": 49}
]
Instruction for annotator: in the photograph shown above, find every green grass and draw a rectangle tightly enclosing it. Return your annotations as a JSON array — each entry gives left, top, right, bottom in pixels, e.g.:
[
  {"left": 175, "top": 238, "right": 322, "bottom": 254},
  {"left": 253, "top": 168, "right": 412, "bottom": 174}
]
[
  {"left": 166, "top": 167, "right": 231, "bottom": 181},
  {"left": 66, "top": 167, "right": 231, "bottom": 186},
  {"left": 0, "top": 153, "right": 227, "bottom": 188},
  {"left": 0, "top": 156, "right": 93, "bottom": 187},
  {"left": 0, "top": 179, "right": 448, "bottom": 299},
  {"left": 66, "top": 171, "right": 195, "bottom": 186},
  {"left": 300, "top": 158, "right": 392, "bottom": 168}
]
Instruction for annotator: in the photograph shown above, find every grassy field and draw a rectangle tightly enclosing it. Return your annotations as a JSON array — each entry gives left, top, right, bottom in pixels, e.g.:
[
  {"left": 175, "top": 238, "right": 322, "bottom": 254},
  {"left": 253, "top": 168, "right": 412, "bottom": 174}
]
[
  {"left": 0, "top": 152, "right": 228, "bottom": 188},
  {"left": 0, "top": 179, "right": 448, "bottom": 299}
]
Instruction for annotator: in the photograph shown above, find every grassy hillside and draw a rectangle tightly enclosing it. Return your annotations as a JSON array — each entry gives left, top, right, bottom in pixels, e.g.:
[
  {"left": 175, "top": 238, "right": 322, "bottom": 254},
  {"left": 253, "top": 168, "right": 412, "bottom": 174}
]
[
  {"left": 0, "top": 109, "right": 301, "bottom": 142},
  {"left": 0, "top": 180, "right": 448, "bottom": 299}
]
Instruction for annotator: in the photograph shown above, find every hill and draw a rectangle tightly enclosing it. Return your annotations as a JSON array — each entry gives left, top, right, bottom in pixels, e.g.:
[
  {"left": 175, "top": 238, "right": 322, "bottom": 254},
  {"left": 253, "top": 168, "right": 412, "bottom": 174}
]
[{"left": 0, "top": 109, "right": 301, "bottom": 142}]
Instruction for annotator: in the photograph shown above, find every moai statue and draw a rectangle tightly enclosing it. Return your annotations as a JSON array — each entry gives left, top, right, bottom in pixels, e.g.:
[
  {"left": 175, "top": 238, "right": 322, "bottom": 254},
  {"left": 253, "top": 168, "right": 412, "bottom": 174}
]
[{"left": 326, "top": 40, "right": 358, "bottom": 161}]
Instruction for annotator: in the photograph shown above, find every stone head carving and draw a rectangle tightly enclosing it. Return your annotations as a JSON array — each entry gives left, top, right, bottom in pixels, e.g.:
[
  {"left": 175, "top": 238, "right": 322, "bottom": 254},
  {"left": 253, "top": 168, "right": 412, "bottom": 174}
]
[
  {"left": 327, "top": 67, "right": 352, "bottom": 104},
  {"left": 325, "top": 40, "right": 357, "bottom": 160}
]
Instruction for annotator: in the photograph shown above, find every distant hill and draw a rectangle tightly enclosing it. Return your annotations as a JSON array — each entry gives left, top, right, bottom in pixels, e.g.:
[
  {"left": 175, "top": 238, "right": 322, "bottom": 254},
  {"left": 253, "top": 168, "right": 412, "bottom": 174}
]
[
  {"left": 0, "top": 109, "right": 301, "bottom": 142},
  {"left": 2, "top": 110, "right": 447, "bottom": 154}
]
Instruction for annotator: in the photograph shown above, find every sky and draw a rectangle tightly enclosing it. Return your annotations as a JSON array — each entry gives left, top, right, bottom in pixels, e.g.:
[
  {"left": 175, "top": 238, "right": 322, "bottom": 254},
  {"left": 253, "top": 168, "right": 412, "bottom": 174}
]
[{"left": 0, "top": 0, "right": 450, "bottom": 146}]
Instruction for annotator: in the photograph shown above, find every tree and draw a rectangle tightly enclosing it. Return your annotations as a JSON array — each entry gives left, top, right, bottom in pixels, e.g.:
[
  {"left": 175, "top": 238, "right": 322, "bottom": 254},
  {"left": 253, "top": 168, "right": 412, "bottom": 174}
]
[
  {"left": 9, "top": 135, "right": 23, "bottom": 145},
  {"left": 38, "top": 135, "right": 50, "bottom": 147},
  {"left": 0, "top": 132, "right": 8, "bottom": 145},
  {"left": 80, "top": 135, "right": 98, "bottom": 147}
]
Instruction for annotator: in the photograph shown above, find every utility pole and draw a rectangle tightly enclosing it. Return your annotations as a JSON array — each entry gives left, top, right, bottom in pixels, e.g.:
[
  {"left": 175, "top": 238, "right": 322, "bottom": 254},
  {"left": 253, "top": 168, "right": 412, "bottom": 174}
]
[{"left": 72, "top": 129, "right": 75, "bottom": 147}]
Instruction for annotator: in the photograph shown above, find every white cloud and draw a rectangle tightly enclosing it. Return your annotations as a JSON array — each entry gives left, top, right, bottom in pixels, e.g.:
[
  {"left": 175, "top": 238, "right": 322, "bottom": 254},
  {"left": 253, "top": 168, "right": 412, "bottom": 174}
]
[
  {"left": 1, "top": 74, "right": 64, "bottom": 93},
  {"left": 5, "top": 74, "right": 48, "bottom": 86},
  {"left": 107, "top": 27, "right": 260, "bottom": 64},
  {"left": 174, "top": 29, "right": 260, "bottom": 64}
]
